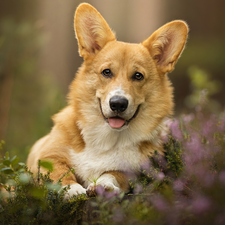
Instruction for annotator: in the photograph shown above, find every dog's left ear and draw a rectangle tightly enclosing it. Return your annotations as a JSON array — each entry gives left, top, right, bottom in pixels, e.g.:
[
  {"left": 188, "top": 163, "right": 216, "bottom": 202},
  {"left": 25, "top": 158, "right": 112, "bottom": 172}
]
[
  {"left": 142, "top": 21, "right": 188, "bottom": 74},
  {"left": 74, "top": 3, "right": 116, "bottom": 60}
]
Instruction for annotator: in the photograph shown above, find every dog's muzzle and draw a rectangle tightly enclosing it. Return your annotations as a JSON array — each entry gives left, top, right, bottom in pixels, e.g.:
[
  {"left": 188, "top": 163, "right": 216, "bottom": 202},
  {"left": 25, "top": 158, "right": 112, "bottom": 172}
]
[
  {"left": 99, "top": 97, "right": 140, "bottom": 129},
  {"left": 109, "top": 96, "right": 128, "bottom": 113}
]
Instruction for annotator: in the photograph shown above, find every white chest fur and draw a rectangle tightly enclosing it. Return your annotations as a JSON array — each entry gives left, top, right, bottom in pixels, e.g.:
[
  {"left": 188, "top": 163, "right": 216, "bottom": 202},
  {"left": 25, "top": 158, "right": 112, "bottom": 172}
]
[
  {"left": 69, "top": 143, "right": 144, "bottom": 188},
  {"left": 71, "top": 117, "right": 154, "bottom": 188}
]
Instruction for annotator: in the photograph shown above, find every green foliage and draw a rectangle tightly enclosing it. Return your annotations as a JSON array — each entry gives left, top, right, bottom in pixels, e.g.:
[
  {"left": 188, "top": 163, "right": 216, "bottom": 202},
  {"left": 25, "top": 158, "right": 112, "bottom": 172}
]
[
  {"left": 39, "top": 160, "right": 54, "bottom": 173},
  {"left": 128, "top": 137, "right": 183, "bottom": 196},
  {"left": 164, "top": 137, "right": 183, "bottom": 177},
  {"left": 90, "top": 114, "right": 225, "bottom": 225},
  {"left": 185, "top": 66, "right": 222, "bottom": 112},
  {"left": 0, "top": 146, "right": 87, "bottom": 224},
  {"left": 0, "top": 19, "right": 66, "bottom": 162},
  {"left": 1, "top": 112, "right": 225, "bottom": 225},
  {"left": 0, "top": 137, "right": 184, "bottom": 224}
]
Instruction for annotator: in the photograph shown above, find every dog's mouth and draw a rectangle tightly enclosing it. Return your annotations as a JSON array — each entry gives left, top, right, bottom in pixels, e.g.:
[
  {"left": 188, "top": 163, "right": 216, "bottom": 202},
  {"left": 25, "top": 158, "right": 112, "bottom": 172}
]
[
  {"left": 108, "top": 117, "right": 125, "bottom": 128},
  {"left": 99, "top": 100, "right": 140, "bottom": 129}
]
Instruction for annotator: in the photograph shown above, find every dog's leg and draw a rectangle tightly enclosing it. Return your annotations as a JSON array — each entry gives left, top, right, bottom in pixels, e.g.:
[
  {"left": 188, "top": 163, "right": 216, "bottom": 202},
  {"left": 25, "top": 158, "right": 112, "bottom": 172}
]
[
  {"left": 86, "top": 171, "right": 129, "bottom": 196},
  {"left": 42, "top": 161, "right": 86, "bottom": 199},
  {"left": 62, "top": 182, "right": 86, "bottom": 199}
]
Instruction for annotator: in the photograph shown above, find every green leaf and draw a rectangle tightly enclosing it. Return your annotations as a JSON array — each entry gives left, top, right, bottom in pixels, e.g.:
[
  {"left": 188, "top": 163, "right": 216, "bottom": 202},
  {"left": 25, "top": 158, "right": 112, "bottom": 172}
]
[
  {"left": 1, "top": 167, "right": 13, "bottom": 174},
  {"left": 6, "top": 179, "right": 16, "bottom": 186},
  {"left": 4, "top": 152, "right": 9, "bottom": 160},
  {"left": 0, "top": 140, "right": 5, "bottom": 150},
  {"left": 0, "top": 183, "right": 7, "bottom": 188},
  {"left": 19, "top": 173, "right": 31, "bottom": 184},
  {"left": 3, "top": 159, "right": 10, "bottom": 167},
  {"left": 46, "top": 183, "right": 61, "bottom": 191},
  {"left": 30, "top": 187, "right": 45, "bottom": 198},
  {"left": 39, "top": 160, "right": 53, "bottom": 172},
  {"left": 10, "top": 155, "right": 19, "bottom": 168},
  {"left": 91, "top": 202, "right": 99, "bottom": 207},
  {"left": 101, "top": 201, "right": 108, "bottom": 208},
  {"left": 119, "top": 192, "right": 125, "bottom": 199}
]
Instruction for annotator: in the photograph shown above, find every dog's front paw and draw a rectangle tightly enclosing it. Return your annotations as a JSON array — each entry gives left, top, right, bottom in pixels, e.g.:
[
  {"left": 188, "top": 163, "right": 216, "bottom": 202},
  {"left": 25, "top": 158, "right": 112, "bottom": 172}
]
[
  {"left": 86, "top": 182, "right": 121, "bottom": 197},
  {"left": 86, "top": 174, "right": 121, "bottom": 197},
  {"left": 63, "top": 183, "right": 86, "bottom": 200}
]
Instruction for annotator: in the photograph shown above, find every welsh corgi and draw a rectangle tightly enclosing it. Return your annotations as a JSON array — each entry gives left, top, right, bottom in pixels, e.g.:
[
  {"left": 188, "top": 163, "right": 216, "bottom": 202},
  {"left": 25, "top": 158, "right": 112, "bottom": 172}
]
[{"left": 27, "top": 3, "right": 188, "bottom": 198}]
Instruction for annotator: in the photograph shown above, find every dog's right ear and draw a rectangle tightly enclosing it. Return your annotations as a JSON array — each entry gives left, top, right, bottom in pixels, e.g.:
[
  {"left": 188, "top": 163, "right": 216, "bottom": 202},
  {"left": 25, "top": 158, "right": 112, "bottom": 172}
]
[
  {"left": 74, "top": 3, "right": 116, "bottom": 60},
  {"left": 142, "top": 21, "right": 188, "bottom": 74}
]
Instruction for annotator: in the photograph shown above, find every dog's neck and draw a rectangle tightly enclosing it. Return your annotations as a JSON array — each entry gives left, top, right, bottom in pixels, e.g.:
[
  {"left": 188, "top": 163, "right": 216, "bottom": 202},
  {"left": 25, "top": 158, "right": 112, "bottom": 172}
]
[{"left": 76, "top": 117, "right": 167, "bottom": 154}]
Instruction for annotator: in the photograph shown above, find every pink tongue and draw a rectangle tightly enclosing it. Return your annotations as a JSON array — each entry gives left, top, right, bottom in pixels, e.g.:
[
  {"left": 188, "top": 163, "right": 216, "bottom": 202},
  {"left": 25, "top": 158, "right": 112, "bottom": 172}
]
[{"left": 108, "top": 117, "right": 125, "bottom": 128}]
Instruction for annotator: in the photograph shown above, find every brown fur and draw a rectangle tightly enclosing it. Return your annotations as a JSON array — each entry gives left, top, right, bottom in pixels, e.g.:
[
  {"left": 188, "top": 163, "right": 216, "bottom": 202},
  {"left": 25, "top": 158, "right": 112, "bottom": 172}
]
[
  {"left": 102, "top": 171, "right": 130, "bottom": 191},
  {"left": 27, "top": 3, "right": 188, "bottom": 196}
]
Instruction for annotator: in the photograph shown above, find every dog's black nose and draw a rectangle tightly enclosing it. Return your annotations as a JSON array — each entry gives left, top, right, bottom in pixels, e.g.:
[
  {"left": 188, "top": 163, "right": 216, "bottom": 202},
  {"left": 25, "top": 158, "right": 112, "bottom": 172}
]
[{"left": 110, "top": 96, "right": 128, "bottom": 113}]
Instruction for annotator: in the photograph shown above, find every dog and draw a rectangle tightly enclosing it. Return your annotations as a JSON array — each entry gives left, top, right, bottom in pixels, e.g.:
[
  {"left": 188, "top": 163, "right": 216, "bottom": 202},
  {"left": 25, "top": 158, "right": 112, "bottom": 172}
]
[{"left": 27, "top": 3, "right": 188, "bottom": 198}]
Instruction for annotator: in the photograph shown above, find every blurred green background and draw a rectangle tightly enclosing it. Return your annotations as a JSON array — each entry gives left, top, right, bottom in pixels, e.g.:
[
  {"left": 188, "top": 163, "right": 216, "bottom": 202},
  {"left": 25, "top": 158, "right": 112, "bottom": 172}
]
[{"left": 0, "top": 0, "right": 225, "bottom": 162}]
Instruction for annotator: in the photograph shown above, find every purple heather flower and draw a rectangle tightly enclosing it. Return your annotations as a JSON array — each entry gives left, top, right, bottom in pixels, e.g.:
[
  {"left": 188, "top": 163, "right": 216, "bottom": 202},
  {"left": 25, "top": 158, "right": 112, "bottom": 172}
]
[
  {"left": 141, "top": 160, "right": 151, "bottom": 172},
  {"left": 184, "top": 133, "right": 201, "bottom": 152},
  {"left": 161, "top": 133, "right": 169, "bottom": 143},
  {"left": 193, "top": 167, "right": 215, "bottom": 187},
  {"left": 161, "top": 118, "right": 173, "bottom": 143},
  {"left": 152, "top": 154, "right": 168, "bottom": 170},
  {"left": 173, "top": 180, "right": 184, "bottom": 192},
  {"left": 203, "top": 173, "right": 216, "bottom": 187},
  {"left": 104, "top": 190, "right": 118, "bottom": 199},
  {"left": 134, "top": 184, "right": 143, "bottom": 194},
  {"left": 218, "top": 116, "right": 225, "bottom": 133},
  {"left": 192, "top": 195, "right": 211, "bottom": 214},
  {"left": 95, "top": 185, "right": 105, "bottom": 196},
  {"left": 95, "top": 185, "right": 119, "bottom": 198},
  {"left": 182, "top": 134, "right": 205, "bottom": 169},
  {"left": 214, "top": 114, "right": 225, "bottom": 134},
  {"left": 113, "top": 208, "right": 124, "bottom": 222},
  {"left": 151, "top": 195, "right": 168, "bottom": 212},
  {"left": 157, "top": 172, "right": 165, "bottom": 181},
  {"left": 182, "top": 113, "right": 195, "bottom": 124},
  {"left": 202, "top": 119, "right": 214, "bottom": 137},
  {"left": 170, "top": 119, "right": 183, "bottom": 140}
]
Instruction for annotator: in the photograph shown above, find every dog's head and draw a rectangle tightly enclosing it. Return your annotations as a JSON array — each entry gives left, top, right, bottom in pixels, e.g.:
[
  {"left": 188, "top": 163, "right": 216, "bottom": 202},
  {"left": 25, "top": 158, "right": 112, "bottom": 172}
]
[{"left": 71, "top": 3, "right": 188, "bottom": 139}]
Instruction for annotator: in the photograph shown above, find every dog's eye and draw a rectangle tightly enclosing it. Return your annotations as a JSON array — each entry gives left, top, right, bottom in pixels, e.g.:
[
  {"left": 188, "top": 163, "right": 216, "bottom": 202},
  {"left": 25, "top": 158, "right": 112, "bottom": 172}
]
[
  {"left": 133, "top": 72, "right": 144, "bottom": 81},
  {"left": 102, "top": 69, "right": 112, "bottom": 78}
]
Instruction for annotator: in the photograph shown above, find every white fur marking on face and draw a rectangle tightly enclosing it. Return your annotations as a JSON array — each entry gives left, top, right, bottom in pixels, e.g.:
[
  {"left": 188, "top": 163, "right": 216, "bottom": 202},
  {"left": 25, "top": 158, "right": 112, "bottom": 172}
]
[
  {"left": 108, "top": 86, "right": 126, "bottom": 98},
  {"left": 62, "top": 183, "right": 86, "bottom": 199},
  {"left": 106, "top": 86, "right": 133, "bottom": 106},
  {"left": 101, "top": 86, "right": 135, "bottom": 119}
]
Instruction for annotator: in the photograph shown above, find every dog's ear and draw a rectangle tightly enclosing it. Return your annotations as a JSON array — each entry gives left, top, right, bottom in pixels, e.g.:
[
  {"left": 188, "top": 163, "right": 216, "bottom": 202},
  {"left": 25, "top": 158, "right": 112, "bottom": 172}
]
[
  {"left": 142, "top": 21, "right": 188, "bottom": 74},
  {"left": 74, "top": 3, "right": 116, "bottom": 60}
]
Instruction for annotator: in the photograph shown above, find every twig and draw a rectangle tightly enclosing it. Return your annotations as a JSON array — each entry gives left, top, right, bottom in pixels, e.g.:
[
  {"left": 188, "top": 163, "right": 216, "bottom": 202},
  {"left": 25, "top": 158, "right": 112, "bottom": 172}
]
[{"left": 38, "top": 160, "right": 41, "bottom": 184}]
